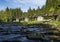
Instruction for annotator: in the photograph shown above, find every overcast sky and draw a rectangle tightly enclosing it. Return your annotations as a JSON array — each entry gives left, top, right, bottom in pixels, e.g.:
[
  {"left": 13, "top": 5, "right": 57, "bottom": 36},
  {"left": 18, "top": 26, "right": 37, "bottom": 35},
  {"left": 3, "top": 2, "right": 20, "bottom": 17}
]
[{"left": 0, "top": 0, "right": 46, "bottom": 12}]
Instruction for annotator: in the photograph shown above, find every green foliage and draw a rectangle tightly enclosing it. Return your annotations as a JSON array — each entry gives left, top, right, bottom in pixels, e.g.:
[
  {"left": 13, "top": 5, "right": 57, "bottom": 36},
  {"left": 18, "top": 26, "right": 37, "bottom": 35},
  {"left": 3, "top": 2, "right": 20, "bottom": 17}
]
[
  {"left": 45, "top": 0, "right": 60, "bottom": 14},
  {"left": 49, "top": 7, "right": 55, "bottom": 12},
  {"left": 0, "top": 7, "right": 23, "bottom": 22},
  {"left": 0, "top": 0, "right": 60, "bottom": 22}
]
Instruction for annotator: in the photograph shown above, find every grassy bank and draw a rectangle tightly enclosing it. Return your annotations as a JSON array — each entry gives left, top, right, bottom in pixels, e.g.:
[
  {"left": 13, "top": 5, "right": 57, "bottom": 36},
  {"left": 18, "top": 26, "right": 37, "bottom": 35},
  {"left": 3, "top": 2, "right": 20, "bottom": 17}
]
[
  {"left": 20, "top": 20, "right": 43, "bottom": 25},
  {"left": 20, "top": 20, "right": 60, "bottom": 24},
  {"left": 48, "top": 21, "right": 60, "bottom": 25}
]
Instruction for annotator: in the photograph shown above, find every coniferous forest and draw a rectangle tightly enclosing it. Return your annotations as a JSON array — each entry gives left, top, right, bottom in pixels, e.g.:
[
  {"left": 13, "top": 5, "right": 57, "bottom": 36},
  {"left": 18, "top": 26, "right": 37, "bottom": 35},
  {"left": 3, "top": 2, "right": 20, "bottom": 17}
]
[{"left": 0, "top": 0, "right": 60, "bottom": 22}]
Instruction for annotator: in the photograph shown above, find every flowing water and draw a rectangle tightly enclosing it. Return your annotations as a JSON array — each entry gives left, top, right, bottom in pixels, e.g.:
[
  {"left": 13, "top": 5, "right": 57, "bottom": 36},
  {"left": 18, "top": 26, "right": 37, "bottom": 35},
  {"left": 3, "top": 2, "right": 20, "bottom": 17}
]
[{"left": 0, "top": 24, "right": 59, "bottom": 42}]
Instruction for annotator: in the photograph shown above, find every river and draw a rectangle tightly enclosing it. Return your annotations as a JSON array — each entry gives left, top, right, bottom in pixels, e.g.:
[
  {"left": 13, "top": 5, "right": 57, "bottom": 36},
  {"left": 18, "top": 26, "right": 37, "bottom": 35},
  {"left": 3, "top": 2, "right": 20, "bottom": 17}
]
[{"left": 0, "top": 23, "right": 60, "bottom": 42}]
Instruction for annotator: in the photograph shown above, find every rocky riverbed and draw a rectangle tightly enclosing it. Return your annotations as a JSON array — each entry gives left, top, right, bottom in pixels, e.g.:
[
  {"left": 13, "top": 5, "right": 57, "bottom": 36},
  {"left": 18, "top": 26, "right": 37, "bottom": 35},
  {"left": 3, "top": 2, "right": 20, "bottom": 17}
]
[{"left": 0, "top": 23, "right": 60, "bottom": 42}]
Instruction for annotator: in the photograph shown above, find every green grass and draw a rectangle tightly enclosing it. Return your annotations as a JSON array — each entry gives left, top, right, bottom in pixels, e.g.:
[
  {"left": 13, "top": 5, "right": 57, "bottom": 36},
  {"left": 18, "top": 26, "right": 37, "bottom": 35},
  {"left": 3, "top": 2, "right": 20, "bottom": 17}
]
[
  {"left": 54, "top": 21, "right": 60, "bottom": 25},
  {"left": 20, "top": 20, "right": 42, "bottom": 25},
  {"left": 48, "top": 21, "right": 60, "bottom": 25},
  {"left": 20, "top": 20, "right": 60, "bottom": 25}
]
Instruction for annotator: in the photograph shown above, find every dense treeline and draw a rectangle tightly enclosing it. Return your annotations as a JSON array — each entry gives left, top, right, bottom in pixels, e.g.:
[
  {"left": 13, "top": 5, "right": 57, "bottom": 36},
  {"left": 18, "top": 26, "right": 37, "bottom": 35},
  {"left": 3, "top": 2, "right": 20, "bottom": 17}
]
[
  {"left": 0, "top": 0, "right": 60, "bottom": 22},
  {"left": 46, "top": 0, "right": 60, "bottom": 20},
  {"left": 39, "top": 0, "right": 60, "bottom": 20},
  {"left": 0, "top": 7, "right": 23, "bottom": 22},
  {"left": 0, "top": 7, "right": 42, "bottom": 22},
  {"left": 45, "top": 0, "right": 60, "bottom": 15}
]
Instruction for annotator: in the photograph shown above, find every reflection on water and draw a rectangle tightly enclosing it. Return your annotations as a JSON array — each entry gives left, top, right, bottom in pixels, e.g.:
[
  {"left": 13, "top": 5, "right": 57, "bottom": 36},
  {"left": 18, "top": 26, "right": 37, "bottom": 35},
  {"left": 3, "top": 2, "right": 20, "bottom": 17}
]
[{"left": 0, "top": 24, "right": 60, "bottom": 42}]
